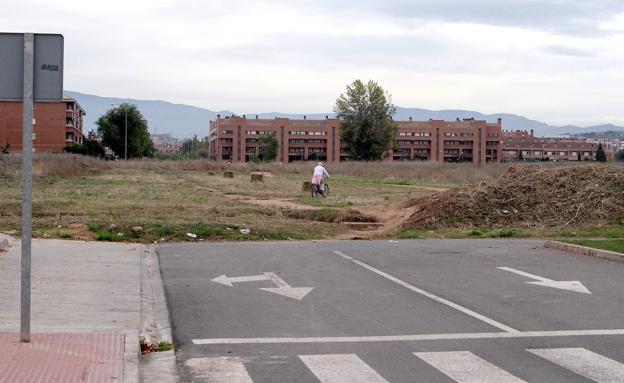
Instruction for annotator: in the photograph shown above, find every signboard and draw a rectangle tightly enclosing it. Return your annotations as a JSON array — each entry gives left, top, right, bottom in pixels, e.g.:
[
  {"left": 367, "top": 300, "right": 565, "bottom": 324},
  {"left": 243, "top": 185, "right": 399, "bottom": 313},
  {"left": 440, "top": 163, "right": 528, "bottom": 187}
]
[{"left": 0, "top": 33, "right": 63, "bottom": 101}]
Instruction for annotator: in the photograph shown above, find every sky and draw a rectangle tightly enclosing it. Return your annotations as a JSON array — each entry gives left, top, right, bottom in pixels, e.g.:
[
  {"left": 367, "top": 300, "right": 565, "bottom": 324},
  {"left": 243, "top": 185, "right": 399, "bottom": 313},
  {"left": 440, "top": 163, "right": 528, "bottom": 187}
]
[{"left": 2, "top": 0, "right": 624, "bottom": 126}]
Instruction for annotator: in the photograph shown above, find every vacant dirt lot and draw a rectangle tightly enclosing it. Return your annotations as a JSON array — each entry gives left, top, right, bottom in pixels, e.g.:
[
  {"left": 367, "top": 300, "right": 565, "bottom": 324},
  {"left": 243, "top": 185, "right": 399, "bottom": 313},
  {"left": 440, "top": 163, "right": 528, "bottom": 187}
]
[{"left": 2, "top": 154, "right": 621, "bottom": 242}]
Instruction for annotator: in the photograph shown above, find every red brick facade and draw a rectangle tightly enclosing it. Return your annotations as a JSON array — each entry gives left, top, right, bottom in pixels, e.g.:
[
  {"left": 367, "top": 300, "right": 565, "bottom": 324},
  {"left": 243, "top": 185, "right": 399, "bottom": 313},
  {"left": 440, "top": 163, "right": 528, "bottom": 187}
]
[
  {"left": 0, "top": 97, "right": 85, "bottom": 153},
  {"left": 208, "top": 116, "right": 502, "bottom": 164},
  {"left": 501, "top": 130, "right": 614, "bottom": 161}
]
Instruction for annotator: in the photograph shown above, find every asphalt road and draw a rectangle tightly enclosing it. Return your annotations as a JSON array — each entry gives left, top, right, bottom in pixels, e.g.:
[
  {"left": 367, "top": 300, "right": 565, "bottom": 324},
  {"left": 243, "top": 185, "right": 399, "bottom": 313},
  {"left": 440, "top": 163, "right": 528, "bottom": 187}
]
[{"left": 157, "top": 239, "right": 624, "bottom": 382}]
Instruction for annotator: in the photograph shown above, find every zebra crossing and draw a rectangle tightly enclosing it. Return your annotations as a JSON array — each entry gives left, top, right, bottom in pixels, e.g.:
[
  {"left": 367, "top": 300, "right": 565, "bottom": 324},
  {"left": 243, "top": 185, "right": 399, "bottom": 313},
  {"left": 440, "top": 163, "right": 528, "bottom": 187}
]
[{"left": 185, "top": 347, "right": 624, "bottom": 382}]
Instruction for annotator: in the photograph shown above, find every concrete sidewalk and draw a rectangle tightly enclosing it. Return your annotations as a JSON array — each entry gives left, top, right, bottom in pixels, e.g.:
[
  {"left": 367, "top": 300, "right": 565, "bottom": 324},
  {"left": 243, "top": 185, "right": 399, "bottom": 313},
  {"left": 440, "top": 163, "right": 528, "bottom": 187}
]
[{"left": 0, "top": 239, "right": 143, "bottom": 383}]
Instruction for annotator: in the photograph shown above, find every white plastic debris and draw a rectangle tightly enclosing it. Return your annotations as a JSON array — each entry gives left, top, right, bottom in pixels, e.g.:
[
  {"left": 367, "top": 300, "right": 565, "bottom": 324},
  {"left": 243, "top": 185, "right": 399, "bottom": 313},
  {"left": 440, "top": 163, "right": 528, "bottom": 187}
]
[
  {"left": 186, "top": 233, "right": 197, "bottom": 238},
  {"left": 240, "top": 228, "right": 251, "bottom": 235}
]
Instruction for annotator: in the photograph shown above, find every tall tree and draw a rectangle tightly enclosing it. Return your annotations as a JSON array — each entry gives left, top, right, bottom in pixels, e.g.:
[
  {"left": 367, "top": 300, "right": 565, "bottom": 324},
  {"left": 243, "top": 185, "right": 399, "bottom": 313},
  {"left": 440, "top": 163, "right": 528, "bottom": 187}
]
[
  {"left": 258, "top": 135, "right": 278, "bottom": 161},
  {"left": 595, "top": 142, "right": 607, "bottom": 162},
  {"left": 616, "top": 148, "right": 624, "bottom": 161},
  {"left": 334, "top": 80, "right": 397, "bottom": 160},
  {"left": 96, "top": 104, "right": 154, "bottom": 158}
]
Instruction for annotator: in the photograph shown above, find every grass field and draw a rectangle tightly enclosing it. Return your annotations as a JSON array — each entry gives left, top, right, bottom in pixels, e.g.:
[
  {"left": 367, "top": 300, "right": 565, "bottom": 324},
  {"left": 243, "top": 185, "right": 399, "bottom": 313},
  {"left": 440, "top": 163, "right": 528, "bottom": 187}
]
[
  {"left": 564, "top": 239, "right": 624, "bottom": 254},
  {"left": 1, "top": 154, "right": 622, "bottom": 243},
  {"left": 0, "top": 154, "right": 449, "bottom": 242}
]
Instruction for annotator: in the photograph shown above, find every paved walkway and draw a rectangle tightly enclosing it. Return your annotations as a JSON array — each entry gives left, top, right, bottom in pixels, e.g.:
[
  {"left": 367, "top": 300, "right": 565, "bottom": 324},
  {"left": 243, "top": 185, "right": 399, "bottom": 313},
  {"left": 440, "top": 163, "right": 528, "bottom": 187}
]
[{"left": 0, "top": 239, "right": 142, "bottom": 383}]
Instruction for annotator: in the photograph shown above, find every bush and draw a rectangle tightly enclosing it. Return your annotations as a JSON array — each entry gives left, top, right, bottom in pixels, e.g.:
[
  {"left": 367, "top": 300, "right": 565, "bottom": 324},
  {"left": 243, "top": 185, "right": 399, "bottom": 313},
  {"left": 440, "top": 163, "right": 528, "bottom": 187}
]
[{"left": 63, "top": 139, "right": 105, "bottom": 158}]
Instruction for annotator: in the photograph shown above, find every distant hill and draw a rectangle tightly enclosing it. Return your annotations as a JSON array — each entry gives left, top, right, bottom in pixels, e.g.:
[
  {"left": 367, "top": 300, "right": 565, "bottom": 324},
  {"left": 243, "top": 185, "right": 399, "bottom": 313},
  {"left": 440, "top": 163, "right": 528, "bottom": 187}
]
[
  {"left": 572, "top": 130, "right": 624, "bottom": 139},
  {"left": 66, "top": 91, "right": 624, "bottom": 139},
  {"left": 65, "top": 91, "right": 234, "bottom": 139}
]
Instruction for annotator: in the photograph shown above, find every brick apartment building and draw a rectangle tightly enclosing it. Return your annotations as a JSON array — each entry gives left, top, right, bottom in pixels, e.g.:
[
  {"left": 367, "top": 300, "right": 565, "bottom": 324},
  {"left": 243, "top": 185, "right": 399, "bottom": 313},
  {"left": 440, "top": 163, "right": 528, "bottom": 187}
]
[
  {"left": 0, "top": 96, "right": 85, "bottom": 153},
  {"left": 500, "top": 130, "right": 614, "bottom": 161},
  {"left": 208, "top": 115, "right": 502, "bottom": 164}
]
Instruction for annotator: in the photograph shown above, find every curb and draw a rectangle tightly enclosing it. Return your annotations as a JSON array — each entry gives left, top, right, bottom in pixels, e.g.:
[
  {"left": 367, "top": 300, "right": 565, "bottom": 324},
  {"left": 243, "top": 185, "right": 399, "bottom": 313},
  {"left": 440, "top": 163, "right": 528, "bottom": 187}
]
[
  {"left": 140, "top": 245, "right": 178, "bottom": 382},
  {"left": 544, "top": 240, "right": 624, "bottom": 263}
]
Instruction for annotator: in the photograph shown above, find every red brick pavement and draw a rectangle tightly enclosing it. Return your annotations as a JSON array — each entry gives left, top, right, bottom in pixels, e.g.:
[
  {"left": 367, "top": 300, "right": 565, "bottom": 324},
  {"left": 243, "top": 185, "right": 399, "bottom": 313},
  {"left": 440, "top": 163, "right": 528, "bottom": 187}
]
[{"left": 0, "top": 333, "right": 124, "bottom": 383}]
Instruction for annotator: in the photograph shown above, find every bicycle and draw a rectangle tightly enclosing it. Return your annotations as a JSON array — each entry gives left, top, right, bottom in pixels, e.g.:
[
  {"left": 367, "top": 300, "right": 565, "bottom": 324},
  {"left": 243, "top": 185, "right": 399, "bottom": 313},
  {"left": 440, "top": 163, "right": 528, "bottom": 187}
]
[{"left": 311, "top": 178, "right": 329, "bottom": 198}]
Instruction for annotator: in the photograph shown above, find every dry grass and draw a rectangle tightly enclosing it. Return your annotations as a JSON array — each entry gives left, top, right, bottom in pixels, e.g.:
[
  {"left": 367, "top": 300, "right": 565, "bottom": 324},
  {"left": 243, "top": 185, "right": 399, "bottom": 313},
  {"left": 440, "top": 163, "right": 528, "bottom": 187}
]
[{"left": 1, "top": 153, "right": 511, "bottom": 185}]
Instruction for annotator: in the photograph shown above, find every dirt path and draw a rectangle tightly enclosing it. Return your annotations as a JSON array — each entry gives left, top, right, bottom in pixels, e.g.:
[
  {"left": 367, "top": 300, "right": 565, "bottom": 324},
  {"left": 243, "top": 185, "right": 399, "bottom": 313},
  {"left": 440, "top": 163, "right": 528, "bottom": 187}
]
[
  {"left": 223, "top": 195, "right": 326, "bottom": 210},
  {"left": 224, "top": 193, "right": 420, "bottom": 240},
  {"left": 331, "top": 203, "right": 419, "bottom": 240}
]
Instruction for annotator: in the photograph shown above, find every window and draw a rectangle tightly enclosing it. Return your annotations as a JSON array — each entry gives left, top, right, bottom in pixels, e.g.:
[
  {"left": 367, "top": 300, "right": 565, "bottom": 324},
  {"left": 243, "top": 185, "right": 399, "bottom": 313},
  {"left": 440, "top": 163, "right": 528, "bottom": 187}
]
[{"left": 396, "top": 140, "right": 411, "bottom": 145}]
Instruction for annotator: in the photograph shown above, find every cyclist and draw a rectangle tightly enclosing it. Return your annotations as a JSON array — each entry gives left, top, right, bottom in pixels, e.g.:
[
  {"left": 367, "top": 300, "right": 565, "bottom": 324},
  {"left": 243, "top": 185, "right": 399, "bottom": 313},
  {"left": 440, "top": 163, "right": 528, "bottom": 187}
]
[{"left": 311, "top": 161, "right": 329, "bottom": 192}]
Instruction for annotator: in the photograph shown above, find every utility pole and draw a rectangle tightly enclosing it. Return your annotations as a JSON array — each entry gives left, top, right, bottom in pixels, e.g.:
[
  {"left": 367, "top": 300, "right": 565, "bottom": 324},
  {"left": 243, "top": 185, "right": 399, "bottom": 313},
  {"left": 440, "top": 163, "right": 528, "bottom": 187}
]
[{"left": 20, "top": 32, "right": 34, "bottom": 343}]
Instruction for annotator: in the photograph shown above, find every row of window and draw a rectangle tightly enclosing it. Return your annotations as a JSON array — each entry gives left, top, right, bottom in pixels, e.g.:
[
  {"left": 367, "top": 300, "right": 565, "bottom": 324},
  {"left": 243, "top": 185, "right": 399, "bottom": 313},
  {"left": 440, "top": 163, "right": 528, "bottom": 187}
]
[
  {"left": 398, "top": 132, "right": 431, "bottom": 137},
  {"left": 246, "top": 130, "right": 274, "bottom": 135},
  {"left": 396, "top": 140, "right": 431, "bottom": 145},
  {"left": 508, "top": 150, "right": 593, "bottom": 156},
  {"left": 444, "top": 132, "right": 474, "bottom": 137},
  {"left": 290, "top": 131, "right": 327, "bottom": 136}
]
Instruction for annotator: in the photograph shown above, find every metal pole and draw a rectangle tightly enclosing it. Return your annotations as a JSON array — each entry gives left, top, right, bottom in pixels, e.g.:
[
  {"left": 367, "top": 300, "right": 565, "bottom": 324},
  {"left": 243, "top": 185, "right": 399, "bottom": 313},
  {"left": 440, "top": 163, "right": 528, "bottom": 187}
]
[
  {"left": 124, "top": 109, "right": 128, "bottom": 160},
  {"left": 21, "top": 32, "right": 35, "bottom": 343}
]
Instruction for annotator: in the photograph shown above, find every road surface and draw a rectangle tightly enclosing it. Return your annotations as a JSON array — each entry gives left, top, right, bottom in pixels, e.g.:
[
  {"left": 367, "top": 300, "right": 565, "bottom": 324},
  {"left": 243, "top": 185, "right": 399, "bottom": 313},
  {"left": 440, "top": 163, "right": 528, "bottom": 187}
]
[{"left": 157, "top": 239, "right": 624, "bottom": 382}]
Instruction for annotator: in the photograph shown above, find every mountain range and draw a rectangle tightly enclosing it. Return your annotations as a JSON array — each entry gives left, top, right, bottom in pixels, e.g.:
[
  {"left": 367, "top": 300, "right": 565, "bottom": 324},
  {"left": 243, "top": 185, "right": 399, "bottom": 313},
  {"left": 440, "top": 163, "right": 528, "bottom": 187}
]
[{"left": 66, "top": 91, "right": 624, "bottom": 139}]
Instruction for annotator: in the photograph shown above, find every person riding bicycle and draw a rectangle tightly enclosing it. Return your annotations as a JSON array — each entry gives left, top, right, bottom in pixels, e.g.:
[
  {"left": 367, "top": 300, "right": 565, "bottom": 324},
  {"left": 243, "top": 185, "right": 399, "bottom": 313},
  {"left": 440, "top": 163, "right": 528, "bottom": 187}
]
[{"left": 311, "top": 162, "right": 329, "bottom": 189}]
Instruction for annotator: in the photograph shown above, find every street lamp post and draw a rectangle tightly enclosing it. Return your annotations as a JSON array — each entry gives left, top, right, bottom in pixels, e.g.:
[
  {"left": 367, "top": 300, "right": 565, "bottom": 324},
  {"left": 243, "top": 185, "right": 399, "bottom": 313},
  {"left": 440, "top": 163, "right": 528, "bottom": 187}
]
[{"left": 111, "top": 103, "right": 128, "bottom": 160}]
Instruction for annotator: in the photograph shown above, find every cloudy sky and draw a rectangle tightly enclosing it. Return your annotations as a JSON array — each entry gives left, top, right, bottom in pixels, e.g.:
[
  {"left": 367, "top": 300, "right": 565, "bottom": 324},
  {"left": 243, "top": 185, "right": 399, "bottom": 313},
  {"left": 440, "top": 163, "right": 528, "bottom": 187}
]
[{"left": 2, "top": 0, "right": 624, "bottom": 126}]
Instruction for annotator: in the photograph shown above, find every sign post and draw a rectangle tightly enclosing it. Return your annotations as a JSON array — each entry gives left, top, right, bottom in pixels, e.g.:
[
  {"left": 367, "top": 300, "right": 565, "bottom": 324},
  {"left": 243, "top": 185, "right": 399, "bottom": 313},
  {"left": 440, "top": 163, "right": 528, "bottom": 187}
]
[
  {"left": 20, "top": 32, "right": 34, "bottom": 343},
  {"left": 0, "top": 32, "right": 63, "bottom": 343}
]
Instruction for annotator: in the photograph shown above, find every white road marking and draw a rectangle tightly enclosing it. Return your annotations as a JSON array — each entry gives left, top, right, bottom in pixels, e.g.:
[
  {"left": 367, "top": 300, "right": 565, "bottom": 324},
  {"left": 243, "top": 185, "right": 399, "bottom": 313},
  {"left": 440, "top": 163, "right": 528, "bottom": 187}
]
[
  {"left": 498, "top": 267, "right": 592, "bottom": 294},
  {"left": 333, "top": 250, "right": 518, "bottom": 333},
  {"left": 185, "top": 357, "right": 253, "bottom": 383},
  {"left": 211, "top": 274, "right": 271, "bottom": 287},
  {"left": 415, "top": 351, "right": 528, "bottom": 383},
  {"left": 192, "top": 328, "right": 624, "bottom": 345},
  {"left": 529, "top": 348, "right": 624, "bottom": 383},
  {"left": 211, "top": 272, "right": 314, "bottom": 300},
  {"left": 299, "top": 354, "right": 389, "bottom": 383}
]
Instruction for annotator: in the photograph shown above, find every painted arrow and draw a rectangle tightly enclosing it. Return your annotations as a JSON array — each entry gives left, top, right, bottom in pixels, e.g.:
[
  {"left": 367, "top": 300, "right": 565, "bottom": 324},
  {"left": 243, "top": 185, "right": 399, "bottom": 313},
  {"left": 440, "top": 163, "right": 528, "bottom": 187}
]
[
  {"left": 211, "top": 272, "right": 314, "bottom": 300},
  {"left": 498, "top": 267, "right": 592, "bottom": 294}
]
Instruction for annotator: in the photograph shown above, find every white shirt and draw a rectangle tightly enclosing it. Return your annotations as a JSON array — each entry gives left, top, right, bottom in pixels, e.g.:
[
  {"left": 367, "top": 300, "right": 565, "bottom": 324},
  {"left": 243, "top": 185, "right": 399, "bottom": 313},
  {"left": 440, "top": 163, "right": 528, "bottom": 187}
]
[{"left": 313, "top": 165, "right": 329, "bottom": 178}]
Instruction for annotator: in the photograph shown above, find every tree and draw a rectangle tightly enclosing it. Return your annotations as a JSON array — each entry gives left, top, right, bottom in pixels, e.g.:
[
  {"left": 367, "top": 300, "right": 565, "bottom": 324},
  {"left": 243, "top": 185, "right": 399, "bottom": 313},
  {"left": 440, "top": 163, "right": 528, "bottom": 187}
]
[
  {"left": 595, "top": 143, "right": 607, "bottom": 162},
  {"left": 258, "top": 135, "right": 278, "bottom": 161},
  {"left": 518, "top": 150, "right": 523, "bottom": 161},
  {"left": 334, "top": 80, "right": 397, "bottom": 160},
  {"left": 96, "top": 104, "right": 154, "bottom": 158},
  {"left": 616, "top": 148, "right": 624, "bottom": 161},
  {"left": 180, "top": 135, "right": 209, "bottom": 158}
]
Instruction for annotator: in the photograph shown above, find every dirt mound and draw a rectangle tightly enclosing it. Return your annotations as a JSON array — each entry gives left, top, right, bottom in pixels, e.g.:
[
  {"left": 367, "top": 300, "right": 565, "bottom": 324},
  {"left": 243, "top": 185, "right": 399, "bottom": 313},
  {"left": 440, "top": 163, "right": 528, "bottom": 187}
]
[{"left": 403, "top": 164, "right": 624, "bottom": 230}]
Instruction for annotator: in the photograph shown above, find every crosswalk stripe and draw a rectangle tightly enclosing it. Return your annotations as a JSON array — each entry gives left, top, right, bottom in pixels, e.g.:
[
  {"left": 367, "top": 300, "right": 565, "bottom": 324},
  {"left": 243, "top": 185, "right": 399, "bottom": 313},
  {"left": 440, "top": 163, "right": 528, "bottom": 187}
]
[
  {"left": 185, "top": 357, "right": 253, "bottom": 383},
  {"left": 414, "top": 351, "right": 528, "bottom": 383},
  {"left": 299, "top": 354, "right": 389, "bottom": 383},
  {"left": 529, "top": 348, "right": 624, "bottom": 383}
]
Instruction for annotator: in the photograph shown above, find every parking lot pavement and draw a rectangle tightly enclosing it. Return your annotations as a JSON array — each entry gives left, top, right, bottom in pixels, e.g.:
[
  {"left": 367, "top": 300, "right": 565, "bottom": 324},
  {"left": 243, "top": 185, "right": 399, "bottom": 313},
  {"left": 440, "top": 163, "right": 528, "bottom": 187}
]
[{"left": 157, "top": 239, "right": 624, "bottom": 382}]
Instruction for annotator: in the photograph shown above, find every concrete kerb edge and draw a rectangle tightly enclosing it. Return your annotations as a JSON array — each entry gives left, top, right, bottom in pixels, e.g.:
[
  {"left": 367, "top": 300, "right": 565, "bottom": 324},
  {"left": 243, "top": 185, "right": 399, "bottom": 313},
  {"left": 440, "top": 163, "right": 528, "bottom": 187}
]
[
  {"left": 545, "top": 240, "right": 624, "bottom": 263},
  {"left": 139, "top": 244, "right": 178, "bottom": 382},
  {"left": 123, "top": 244, "right": 144, "bottom": 383}
]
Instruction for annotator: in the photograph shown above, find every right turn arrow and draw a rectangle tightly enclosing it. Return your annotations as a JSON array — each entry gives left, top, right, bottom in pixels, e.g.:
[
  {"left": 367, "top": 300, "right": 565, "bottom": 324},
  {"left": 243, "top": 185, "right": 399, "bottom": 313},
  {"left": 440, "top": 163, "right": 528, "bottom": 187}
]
[{"left": 498, "top": 267, "right": 592, "bottom": 294}]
